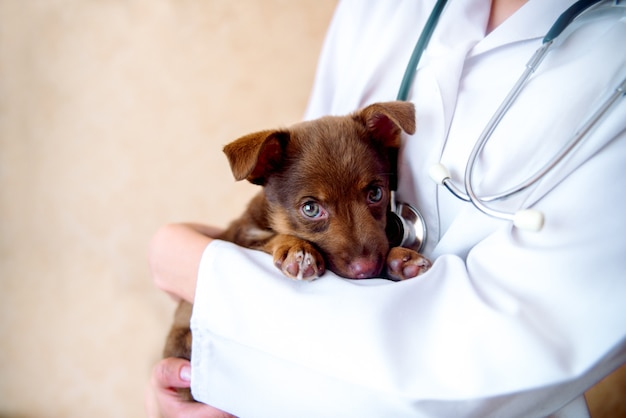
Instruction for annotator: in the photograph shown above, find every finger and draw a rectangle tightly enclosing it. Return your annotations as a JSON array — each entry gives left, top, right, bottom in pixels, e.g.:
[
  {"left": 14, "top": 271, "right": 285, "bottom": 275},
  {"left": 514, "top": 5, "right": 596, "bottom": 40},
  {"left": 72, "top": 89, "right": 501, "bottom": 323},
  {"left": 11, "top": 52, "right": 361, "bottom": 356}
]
[
  {"left": 153, "top": 357, "right": 192, "bottom": 390},
  {"left": 148, "top": 358, "right": 237, "bottom": 418}
]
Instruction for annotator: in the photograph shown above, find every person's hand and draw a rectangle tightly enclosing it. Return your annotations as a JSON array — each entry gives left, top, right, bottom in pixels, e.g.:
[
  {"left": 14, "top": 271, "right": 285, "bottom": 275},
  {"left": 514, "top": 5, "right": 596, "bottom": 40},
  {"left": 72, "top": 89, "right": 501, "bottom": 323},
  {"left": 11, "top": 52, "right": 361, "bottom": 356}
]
[{"left": 145, "top": 357, "right": 235, "bottom": 418}]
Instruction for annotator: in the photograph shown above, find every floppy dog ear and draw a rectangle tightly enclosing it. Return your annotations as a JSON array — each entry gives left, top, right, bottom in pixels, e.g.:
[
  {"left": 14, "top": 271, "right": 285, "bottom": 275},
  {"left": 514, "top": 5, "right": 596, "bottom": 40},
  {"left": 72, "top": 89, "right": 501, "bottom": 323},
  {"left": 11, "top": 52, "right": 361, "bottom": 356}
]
[
  {"left": 357, "top": 101, "right": 416, "bottom": 148},
  {"left": 223, "top": 130, "right": 289, "bottom": 185}
]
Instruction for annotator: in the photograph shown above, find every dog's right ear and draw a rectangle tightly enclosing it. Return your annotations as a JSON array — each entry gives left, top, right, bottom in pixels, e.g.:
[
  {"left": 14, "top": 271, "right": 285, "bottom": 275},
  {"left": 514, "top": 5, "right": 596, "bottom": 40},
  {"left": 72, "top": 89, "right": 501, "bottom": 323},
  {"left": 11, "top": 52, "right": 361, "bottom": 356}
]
[{"left": 223, "top": 130, "right": 289, "bottom": 185}]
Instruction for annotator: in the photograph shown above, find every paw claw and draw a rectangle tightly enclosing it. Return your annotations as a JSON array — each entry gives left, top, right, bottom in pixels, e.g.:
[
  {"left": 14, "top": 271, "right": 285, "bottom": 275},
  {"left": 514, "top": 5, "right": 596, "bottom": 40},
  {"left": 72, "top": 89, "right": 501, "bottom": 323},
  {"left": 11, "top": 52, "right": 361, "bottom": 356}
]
[
  {"left": 386, "top": 247, "right": 431, "bottom": 281},
  {"left": 273, "top": 242, "right": 324, "bottom": 281}
]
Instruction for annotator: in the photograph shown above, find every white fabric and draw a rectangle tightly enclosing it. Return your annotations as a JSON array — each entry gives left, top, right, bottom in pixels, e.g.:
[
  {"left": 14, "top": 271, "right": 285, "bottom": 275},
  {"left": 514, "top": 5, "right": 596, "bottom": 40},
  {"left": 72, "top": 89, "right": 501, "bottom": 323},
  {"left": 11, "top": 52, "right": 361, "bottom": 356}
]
[{"left": 191, "top": 1, "right": 626, "bottom": 416}]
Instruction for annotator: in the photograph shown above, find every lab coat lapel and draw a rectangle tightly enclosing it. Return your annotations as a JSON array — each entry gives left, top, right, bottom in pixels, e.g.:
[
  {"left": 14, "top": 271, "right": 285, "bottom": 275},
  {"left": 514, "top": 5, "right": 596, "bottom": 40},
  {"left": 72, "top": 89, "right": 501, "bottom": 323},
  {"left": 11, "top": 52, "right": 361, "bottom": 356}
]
[{"left": 418, "top": 0, "right": 489, "bottom": 144}]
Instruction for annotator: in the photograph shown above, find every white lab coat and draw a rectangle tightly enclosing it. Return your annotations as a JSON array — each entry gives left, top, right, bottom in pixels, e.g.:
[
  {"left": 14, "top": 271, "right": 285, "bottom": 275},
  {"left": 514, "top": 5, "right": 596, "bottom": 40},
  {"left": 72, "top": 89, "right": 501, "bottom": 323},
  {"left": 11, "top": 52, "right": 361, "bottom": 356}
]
[{"left": 190, "top": 0, "right": 626, "bottom": 416}]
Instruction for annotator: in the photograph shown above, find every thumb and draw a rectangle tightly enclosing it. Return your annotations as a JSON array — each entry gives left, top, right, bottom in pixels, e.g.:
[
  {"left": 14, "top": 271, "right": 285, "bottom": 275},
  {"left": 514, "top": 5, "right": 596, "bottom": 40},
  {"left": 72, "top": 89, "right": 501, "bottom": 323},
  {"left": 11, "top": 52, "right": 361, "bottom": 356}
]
[{"left": 154, "top": 357, "right": 192, "bottom": 389}]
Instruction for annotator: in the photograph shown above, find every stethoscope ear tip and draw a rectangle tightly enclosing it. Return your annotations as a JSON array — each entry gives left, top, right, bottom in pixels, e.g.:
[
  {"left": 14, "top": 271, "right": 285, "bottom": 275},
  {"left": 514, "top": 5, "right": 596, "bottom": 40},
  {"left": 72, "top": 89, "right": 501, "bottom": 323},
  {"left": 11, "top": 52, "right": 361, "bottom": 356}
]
[
  {"left": 513, "top": 209, "right": 545, "bottom": 231},
  {"left": 429, "top": 163, "right": 451, "bottom": 185}
]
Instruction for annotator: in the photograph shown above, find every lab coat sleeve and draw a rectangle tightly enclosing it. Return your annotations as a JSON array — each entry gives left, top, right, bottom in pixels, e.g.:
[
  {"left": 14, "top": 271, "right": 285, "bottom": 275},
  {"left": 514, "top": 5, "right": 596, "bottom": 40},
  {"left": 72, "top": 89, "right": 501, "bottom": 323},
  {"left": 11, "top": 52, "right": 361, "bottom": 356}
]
[{"left": 189, "top": 130, "right": 626, "bottom": 417}]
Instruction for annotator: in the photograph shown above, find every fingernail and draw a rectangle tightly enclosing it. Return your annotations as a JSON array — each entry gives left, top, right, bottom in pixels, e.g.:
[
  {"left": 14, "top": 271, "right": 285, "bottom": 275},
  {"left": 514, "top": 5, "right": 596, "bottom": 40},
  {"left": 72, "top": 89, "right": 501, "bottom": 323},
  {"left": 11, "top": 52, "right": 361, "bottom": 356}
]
[{"left": 180, "top": 365, "right": 191, "bottom": 382}]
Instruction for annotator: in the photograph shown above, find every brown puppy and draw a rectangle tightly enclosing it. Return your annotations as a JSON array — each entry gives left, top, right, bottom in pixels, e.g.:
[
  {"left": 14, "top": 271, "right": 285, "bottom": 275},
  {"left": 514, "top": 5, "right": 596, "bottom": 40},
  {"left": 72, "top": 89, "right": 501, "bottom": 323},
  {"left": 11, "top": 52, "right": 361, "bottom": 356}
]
[{"left": 163, "top": 101, "right": 431, "bottom": 398}]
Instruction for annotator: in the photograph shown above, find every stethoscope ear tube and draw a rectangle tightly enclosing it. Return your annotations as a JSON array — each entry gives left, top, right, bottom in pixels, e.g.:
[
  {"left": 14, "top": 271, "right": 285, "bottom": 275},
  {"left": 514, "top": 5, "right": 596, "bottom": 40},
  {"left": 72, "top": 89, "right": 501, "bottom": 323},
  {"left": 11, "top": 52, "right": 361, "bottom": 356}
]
[
  {"left": 396, "top": 0, "right": 449, "bottom": 102},
  {"left": 543, "top": 0, "right": 603, "bottom": 43},
  {"left": 430, "top": 0, "right": 625, "bottom": 232}
]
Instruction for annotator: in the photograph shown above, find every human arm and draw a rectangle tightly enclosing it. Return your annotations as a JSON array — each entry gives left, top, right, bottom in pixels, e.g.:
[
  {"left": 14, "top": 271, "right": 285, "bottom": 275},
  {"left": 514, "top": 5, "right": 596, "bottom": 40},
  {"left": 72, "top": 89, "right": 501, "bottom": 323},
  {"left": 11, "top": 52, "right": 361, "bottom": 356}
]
[
  {"left": 147, "top": 223, "right": 231, "bottom": 417},
  {"left": 149, "top": 223, "right": 222, "bottom": 303}
]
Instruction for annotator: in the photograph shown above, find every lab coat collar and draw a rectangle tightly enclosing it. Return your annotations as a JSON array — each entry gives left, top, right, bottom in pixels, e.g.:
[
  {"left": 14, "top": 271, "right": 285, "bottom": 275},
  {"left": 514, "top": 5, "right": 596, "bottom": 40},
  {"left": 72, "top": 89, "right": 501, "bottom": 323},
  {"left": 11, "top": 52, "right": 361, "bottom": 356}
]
[{"left": 469, "top": 0, "right": 579, "bottom": 58}]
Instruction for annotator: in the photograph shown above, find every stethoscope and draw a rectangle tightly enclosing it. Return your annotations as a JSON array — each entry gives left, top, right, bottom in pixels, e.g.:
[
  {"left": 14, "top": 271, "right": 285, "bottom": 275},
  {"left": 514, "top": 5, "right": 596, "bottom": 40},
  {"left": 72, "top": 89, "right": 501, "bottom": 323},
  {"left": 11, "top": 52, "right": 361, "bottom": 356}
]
[{"left": 386, "top": 0, "right": 626, "bottom": 252}]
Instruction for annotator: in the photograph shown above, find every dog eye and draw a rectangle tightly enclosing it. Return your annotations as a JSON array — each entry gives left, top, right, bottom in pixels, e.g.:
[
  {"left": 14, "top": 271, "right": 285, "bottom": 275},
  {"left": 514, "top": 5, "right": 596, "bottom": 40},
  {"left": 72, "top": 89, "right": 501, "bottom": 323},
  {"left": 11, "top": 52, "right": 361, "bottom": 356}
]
[
  {"left": 301, "top": 201, "right": 326, "bottom": 219},
  {"left": 367, "top": 186, "right": 384, "bottom": 203}
]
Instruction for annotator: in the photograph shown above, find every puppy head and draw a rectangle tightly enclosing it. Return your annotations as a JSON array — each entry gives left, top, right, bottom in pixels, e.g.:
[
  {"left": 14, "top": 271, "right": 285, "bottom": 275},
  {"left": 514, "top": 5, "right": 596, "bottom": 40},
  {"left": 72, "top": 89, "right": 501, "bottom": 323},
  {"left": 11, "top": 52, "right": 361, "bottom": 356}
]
[{"left": 223, "top": 101, "right": 415, "bottom": 279}]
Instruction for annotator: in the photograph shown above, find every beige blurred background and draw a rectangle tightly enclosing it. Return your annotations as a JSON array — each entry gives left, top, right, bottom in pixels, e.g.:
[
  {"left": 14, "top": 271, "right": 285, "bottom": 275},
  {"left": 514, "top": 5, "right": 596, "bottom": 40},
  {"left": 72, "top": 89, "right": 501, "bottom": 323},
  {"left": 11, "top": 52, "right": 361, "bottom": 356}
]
[
  {"left": 0, "top": 0, "right": 336, "bottom": 416},
  {"left": 0, "top": 1, "right": 624, "bottom": 417}
]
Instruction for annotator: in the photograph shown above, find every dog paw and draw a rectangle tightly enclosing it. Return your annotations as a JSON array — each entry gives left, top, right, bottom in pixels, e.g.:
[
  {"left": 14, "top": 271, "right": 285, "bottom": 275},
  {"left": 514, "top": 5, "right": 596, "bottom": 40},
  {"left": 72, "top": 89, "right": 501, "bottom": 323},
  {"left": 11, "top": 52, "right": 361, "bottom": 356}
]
[
  {"left": 386, "top": 247, "right": 431, "bottom": 281},
  {"left": 273, "top": 243, "right": 325, "bottom": 281}
]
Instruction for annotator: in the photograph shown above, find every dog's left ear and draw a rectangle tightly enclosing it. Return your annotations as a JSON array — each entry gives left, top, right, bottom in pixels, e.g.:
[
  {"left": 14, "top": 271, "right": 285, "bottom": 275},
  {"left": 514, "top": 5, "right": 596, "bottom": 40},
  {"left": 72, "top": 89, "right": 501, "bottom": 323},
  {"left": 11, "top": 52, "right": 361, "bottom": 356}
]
[
  {"left": 223, "top": 130, "right": 289, "bottom": 185},
  {"left": 356, "top": 101, "right": 416, "bottom": 147}
]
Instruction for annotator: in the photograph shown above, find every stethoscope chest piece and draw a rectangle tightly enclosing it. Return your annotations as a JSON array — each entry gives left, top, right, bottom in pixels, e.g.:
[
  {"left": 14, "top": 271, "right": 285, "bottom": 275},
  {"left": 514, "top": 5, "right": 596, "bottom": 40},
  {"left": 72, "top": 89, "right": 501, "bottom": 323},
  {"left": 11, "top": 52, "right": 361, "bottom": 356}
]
[{"left": 386, "top": 202, "right": 427, "bottom": 253}]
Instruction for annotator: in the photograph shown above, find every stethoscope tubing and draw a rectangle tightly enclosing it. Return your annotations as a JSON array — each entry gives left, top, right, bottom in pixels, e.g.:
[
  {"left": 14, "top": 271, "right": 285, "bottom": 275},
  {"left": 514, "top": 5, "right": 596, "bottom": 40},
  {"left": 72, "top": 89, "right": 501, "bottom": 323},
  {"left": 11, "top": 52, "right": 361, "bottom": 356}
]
[
  {"left": 430, "top": 0, "right": 625, "bottom": 230},
  {"left": 391, "top": 0, "right": 624, "bottom": 241}
]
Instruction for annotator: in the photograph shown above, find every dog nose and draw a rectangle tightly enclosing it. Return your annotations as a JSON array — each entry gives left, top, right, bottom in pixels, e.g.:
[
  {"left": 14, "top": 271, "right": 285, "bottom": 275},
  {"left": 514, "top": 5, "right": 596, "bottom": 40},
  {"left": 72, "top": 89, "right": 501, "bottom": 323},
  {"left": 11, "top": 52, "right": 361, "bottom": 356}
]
[{"left": 348, "top": 258, "right": 381, "bottom": 279}]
